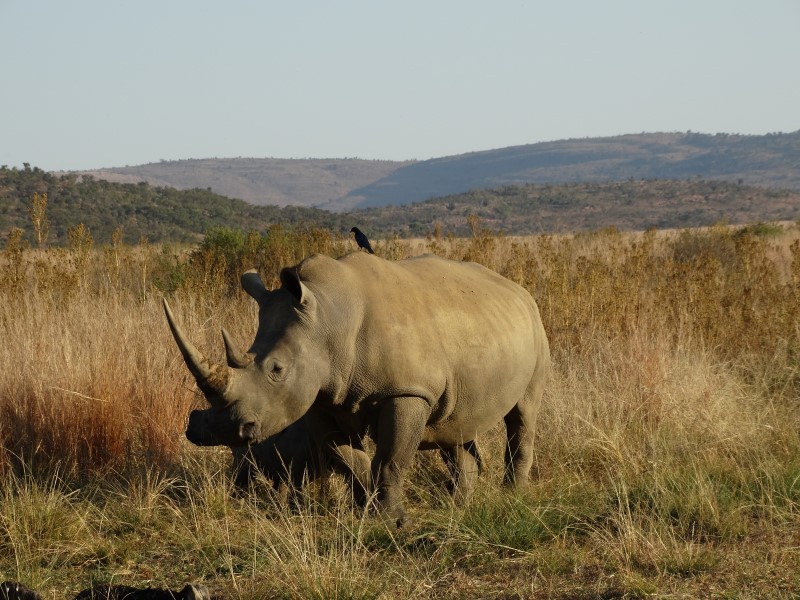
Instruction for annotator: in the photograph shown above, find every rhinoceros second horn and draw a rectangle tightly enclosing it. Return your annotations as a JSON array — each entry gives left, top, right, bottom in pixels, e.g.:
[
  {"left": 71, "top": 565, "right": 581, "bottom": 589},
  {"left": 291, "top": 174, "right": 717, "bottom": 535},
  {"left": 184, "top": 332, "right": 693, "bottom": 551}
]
[{"left": 222, "top": 327, "right": 253, "bottom": 369}]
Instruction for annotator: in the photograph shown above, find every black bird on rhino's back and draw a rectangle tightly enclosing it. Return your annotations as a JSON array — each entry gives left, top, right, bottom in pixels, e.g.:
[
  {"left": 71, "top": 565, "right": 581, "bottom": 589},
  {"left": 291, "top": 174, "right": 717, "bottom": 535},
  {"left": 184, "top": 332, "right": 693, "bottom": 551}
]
[{"left": 350, "top": 227, "right": 375, "bottom": 254}]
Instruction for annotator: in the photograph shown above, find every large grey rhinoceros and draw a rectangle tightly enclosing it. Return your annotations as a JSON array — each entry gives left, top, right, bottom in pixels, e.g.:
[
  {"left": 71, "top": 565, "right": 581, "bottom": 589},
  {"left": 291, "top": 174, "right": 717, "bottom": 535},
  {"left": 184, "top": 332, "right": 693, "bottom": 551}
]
[{"left": 164, "top": 252, "right": 550, "bottom": 525}]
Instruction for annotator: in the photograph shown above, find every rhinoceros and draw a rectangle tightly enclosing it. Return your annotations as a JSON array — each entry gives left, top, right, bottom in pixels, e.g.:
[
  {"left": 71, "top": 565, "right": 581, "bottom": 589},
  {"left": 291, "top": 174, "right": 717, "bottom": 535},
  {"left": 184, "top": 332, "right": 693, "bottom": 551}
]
[
  {"left": 188, "top": 409, "right": 317, "bottom": 494},
  {"left": 184, "top": 276, "right": 486, "bottom": 504},
  {"left": 192, "top": 409, "right": 483, "bottom": 506},
  {"left": 165, "top": 252, "right": 549, "bottom": 525}
]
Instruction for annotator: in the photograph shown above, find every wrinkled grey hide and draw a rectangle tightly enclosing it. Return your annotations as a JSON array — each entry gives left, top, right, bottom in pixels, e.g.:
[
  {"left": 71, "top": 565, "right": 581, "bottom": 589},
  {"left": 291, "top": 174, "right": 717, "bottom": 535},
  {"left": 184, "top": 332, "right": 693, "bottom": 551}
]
[{"left": 165, "top": 252, "right": 549, "bottom": 525}]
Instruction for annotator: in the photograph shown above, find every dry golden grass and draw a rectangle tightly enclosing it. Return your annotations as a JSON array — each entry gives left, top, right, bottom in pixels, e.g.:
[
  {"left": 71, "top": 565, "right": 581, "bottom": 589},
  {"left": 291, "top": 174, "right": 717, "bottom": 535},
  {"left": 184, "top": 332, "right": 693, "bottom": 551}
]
[{"left": 1, "top": 222, "right": 800, "bottom": 598}]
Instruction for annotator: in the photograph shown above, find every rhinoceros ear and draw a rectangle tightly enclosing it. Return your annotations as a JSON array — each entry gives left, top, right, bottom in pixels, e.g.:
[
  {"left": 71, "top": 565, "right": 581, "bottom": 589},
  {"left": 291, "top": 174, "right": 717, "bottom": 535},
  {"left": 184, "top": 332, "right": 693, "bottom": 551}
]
[
  {"left": 241, "top": 270, "right": 269, "bottom": 305},
  {"left": 280, "top": 266, "right": 316, "bottom": 312}
]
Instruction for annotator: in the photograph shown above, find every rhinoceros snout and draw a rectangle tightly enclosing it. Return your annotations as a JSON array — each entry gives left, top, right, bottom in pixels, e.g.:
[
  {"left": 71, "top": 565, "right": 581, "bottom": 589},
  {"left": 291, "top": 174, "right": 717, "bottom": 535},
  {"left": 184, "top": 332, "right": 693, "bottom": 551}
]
[
  {"left": 185, "top": 409, "right": 261, "bottom": 447},
  {"left": 239, "top": 421, "right": 260, "bottom": 444},
  {"left": 185, "top": 409, "right": 220, "bottom": 446}
]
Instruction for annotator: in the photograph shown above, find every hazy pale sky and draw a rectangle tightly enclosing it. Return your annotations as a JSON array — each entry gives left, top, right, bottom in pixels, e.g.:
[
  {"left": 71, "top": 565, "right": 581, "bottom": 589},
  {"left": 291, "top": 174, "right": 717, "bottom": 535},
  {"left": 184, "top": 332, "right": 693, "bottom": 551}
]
[{"left": 2, "top": 1, "right": 798, "bottom": 171}]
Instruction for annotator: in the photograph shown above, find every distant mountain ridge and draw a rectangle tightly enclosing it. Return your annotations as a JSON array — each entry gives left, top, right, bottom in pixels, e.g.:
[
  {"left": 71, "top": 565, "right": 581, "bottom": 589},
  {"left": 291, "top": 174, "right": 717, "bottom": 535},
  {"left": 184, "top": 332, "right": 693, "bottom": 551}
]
[
  {"left": 4, "top": 166, "right": 799, "bottom": 245},
  {"left": 71, "top": 131, "right": 800, "bottom": 211}
]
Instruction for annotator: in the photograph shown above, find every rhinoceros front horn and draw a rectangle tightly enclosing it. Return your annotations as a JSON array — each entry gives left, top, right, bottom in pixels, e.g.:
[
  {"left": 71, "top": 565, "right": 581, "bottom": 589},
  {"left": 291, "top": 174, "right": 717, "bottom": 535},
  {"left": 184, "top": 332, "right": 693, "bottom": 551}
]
[{"left": 163, "top": 299, "right": 231, "bottom": 401}]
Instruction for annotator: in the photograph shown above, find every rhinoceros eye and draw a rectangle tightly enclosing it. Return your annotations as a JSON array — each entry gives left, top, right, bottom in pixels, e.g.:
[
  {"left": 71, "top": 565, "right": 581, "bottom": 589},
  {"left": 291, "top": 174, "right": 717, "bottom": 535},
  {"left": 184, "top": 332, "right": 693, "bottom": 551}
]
[{"left": 264, "top": 357, "right": 287, "bottom": 381}]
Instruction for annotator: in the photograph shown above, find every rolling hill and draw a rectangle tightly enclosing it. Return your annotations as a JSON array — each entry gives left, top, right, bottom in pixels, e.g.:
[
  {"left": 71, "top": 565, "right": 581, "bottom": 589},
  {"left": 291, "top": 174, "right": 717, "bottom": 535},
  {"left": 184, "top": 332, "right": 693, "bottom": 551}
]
[
  {"left": 346, "top": 131, "right": 800, "bottom": 209},
  {"left": 76, "top": 158, "right": 411, "bottom": 210},
  {"left": 72, "top": 131, "right": 800, "bottom": 211}
]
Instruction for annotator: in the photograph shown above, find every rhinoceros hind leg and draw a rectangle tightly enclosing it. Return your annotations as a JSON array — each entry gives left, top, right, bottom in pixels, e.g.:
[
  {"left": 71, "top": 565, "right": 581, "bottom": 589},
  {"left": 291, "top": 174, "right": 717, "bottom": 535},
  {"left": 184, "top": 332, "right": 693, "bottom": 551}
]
[
  {"left": 503, "top": 391, "right": 541, "bottom": 488},
  {"left": 441, "top": 440, "right": 481, "bottom": 506}
]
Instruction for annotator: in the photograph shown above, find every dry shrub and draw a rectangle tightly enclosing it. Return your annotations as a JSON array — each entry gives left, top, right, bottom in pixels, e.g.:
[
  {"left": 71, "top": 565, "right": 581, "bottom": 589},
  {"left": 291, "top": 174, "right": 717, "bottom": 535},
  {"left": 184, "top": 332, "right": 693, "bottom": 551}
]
[
  {"left": 0, "top": 288, "right": 191, "bottom": 479},
  {"left": 538, "top": 332, "right": 785, "bottom": 478},
  {"left": 0, "top": 226, "right": 359, "bottom": 478}
]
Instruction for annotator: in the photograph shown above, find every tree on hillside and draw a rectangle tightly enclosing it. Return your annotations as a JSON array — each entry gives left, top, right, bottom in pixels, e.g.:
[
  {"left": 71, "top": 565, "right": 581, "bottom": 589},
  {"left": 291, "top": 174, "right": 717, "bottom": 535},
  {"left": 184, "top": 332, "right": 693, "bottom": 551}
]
[{"left": 29, "top": 192, "right": 49, "bottom": 247}]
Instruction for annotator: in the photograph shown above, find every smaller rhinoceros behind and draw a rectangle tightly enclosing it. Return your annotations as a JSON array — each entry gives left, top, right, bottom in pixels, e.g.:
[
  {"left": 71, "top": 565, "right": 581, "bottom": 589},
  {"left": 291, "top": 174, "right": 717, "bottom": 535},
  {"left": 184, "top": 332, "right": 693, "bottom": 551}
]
[
  {"left": 191, "top": 406, "right": 484, "bottom": 507},
  {"left": 184, "top": 316, "right": 371, "bottom": 504},
  {"left": 188, "top": 408, "right": 315, "bottom": 494},
  {"left": 189, "top": 409, "right": 365, "bottom": 502}
]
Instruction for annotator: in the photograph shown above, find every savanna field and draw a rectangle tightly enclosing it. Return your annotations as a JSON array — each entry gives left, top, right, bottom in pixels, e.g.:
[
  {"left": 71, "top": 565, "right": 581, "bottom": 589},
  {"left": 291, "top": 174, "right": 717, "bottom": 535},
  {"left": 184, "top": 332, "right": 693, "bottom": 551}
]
[{"left": 1, "top": 220, "right": 800, "bottom": 599}]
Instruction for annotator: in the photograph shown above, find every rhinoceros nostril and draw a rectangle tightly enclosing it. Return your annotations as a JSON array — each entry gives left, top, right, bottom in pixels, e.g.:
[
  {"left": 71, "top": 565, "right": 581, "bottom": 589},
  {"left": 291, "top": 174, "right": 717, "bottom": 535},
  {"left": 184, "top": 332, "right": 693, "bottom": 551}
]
[{"left": 239, "top": 421, "right": 258, "bottom": 443}]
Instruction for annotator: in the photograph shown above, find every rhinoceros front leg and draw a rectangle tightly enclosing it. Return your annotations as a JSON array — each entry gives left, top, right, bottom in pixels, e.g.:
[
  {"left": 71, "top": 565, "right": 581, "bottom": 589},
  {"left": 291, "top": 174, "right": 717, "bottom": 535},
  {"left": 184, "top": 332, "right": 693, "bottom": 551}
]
[
  {"left": 305, "top": 410, "right": 372, "bottom": 507},
  {"left": 328, "top": 439, "right": 372, "bottom": 507},
  {"left": 373, "top": 396, "right": 431, "bottom": 527},
  {"left": 441, "top": 440, "right": 481, "bottom": 506}
]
